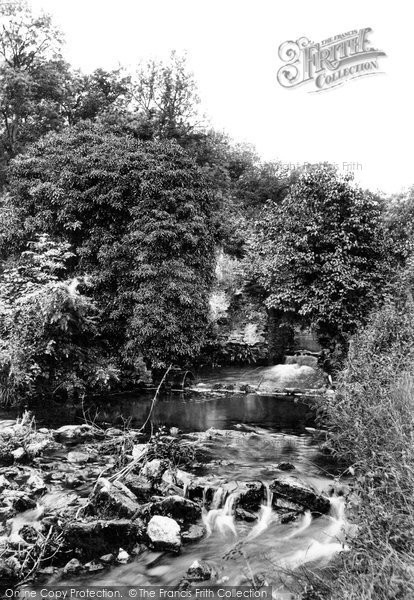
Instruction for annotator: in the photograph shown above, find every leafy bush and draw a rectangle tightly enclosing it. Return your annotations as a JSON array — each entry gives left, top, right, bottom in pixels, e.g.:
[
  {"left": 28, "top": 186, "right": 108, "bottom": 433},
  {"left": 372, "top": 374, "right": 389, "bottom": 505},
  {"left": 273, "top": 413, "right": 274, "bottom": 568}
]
[{"left": 0, "top": 236, "right": 118, "bottom": 406}]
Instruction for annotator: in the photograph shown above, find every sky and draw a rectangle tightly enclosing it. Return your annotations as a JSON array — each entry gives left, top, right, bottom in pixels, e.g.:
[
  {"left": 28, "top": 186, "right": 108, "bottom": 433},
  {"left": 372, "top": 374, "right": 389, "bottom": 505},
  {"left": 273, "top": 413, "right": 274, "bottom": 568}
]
[{"left": 29, "top": 0, "right": 414, "bottom": 195}]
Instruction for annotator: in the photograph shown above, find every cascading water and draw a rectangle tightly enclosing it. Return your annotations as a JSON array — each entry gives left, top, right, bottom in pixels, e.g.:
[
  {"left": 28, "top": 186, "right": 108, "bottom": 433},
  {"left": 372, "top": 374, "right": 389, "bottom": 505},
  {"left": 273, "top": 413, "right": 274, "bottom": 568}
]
[
  {"left": 246, "top": 482, "right": 274, "bottom": 541},
  {"left": 282, "top": 510, "right": 312, "bottom": 540},
  {"left": 278, "top": 494, "right": 348, "bottom": 570},
  {"left": 202, "top": 488, "right": 238, "bottom": 538}
]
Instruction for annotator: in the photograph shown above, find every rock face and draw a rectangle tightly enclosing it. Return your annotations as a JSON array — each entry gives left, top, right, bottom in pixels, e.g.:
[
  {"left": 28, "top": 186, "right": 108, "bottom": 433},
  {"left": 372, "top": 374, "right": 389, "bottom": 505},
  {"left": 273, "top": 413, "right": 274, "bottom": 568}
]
[
  {"left": 90, "top": 479, "right": 140, "bottom": 518},
  {"left": 270, "top": 477, "right": 330, "bottom": 514},
  {"left": 147, "top": 515, "right": 181, "bottom": 552}
]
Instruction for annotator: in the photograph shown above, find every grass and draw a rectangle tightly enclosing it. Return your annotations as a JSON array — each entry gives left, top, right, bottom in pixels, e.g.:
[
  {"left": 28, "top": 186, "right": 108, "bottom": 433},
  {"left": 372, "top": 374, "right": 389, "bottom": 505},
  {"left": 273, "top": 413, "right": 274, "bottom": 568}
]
[{"left": 313, "top": 286, "right": 414, "bottom": 599}]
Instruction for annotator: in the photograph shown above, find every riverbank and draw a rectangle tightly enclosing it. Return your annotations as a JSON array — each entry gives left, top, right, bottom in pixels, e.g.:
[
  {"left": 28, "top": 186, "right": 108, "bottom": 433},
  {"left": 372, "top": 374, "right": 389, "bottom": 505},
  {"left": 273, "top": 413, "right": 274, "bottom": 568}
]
[{"left": 311, "top": 291, "right": 414, "bottom": 600}]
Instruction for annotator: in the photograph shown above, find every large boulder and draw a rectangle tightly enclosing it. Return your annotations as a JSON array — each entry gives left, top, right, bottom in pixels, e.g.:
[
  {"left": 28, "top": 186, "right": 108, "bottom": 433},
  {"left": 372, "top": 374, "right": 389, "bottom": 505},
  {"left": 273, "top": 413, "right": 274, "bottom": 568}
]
[
  {"left": 270, "top": 477, "right": 330, "bottom": 514},
  {"left": 148, "top": 495, "right": 201, "bottom": 524},
  {"left": 89, "top": 478, "right": 141, "bottom": 518},
  {"left": 63, "top": 519, "right": 145, "bottom": 561},
  {"left": 147, "top": 515, "right": 181, "bottom": 553}
]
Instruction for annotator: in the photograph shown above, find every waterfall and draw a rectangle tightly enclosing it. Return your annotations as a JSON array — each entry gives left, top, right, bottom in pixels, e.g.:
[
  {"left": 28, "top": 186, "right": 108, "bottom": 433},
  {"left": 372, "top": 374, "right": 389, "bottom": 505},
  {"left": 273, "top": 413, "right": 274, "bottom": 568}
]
[
  {"left": 279, "top": 495, "right": 348, "bottom": 569},
  {"left": 282, "top": 510, "right": 312, "bottom": 540},
  {"left": 202, "top": 488, "right": 237, "bottom": 538},
  {"left": 246, "top": 482, "right": 274, "bottom": 541},
  {"left": 321, "top": 495, "right": 346, "bottom": 542}
]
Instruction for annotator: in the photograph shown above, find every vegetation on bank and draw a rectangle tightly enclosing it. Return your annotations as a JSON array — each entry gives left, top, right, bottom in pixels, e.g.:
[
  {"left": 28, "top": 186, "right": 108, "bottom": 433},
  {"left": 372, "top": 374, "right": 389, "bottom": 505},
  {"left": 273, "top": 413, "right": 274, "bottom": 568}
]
[{"left": 312, "top": 262, "right": 414, "bottom": 600}]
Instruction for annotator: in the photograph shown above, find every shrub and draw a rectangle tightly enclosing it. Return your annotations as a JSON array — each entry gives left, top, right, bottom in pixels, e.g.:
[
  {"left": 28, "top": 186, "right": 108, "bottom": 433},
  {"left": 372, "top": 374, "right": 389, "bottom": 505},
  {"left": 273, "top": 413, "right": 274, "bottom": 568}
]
[{"left": 316, "top": 261, "right": 414, "bottom": 599}]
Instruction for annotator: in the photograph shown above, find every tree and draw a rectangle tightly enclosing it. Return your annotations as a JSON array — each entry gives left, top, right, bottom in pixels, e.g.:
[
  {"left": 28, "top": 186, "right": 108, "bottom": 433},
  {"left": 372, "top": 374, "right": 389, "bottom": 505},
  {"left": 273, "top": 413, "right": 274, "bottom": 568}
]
[
  {"left": 63, "top": 67, "right": 130, "bottom": 126},
  {"left": 0, "top": 0, "right": 67, "bottom": 177},
  {"left": 130, "top": 51, "right": 204, "bottom": 141},
  {"left": 8, "top": 122, "right": 216, "bottom": 368},
  {"left": 249, "top": 164, "right": 389, "bottom": 349}
]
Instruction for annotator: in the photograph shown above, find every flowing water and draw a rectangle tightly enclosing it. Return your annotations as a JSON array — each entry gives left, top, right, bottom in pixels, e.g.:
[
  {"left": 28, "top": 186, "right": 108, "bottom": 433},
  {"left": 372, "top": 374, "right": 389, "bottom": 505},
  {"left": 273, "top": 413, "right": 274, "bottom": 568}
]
[{"left": 4, "top": 366, "right": 348, "bottom": 597}]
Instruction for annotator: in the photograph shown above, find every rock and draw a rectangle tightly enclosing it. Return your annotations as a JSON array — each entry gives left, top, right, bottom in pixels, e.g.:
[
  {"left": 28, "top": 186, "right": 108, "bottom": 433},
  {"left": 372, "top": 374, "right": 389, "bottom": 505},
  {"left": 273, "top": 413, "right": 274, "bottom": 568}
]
[
  {"left": 272, "top": 497, "right": 303, "bottom": 512},
  {"left": 0, "top": 474, "right": 11, "bottom": 490},
  {"left": 235, "top": 481, "right": 264, "bottom": 511},
  {"left": 147, "top": 515, "right": 181, "bottom": 552},
  {"left": 141, "top": 459, "right": 165, "bottom": 480},
  {"left": 53, "top": 425, "right": 96, "bottom": 444},
  {"left": 270, "top": 477, "right": 331, "bottom": 514},
  {"left": 38, "top": 428, "right": 50, "bottom": 435},
  {"left": 116, "top": 548, "right": 129, "bottom": 564},
  {"left": 124, "top": 473, "right": 153, "bottom": 502},
  {"left": 162, "top": 468, "right": 193, "bottom": 489},
  {"left": 41, "top": 491, "right": 78, "bottom": 513},
  {"left": 277, "top": 462, "right": 295, "bottom": 471},
  {"left": 186, "top": 560, "right": 212, "bottom": 581},
  {"left": 63, "top": 519, "right": 145, "bottom": 561},
  {"left": 19, "top": 525, "right": 39, "bottom": 544},
  {"left": 90, "top": 478, "right": 141, "bottom": 518},
  {"left": 280, "top": 512, "right": 299, "bottom": 524},
  {"left": 132, "top": 444, "right": 148, "bottom": 460},
  {"left": 84, "top": 561, "right": 104, "bottom": 573},
  {"left": 63, "top": 558, "right": 82, "bottom": 576},
  {"left": 99, "top": 553, "right": 114, "bottom": 564},
  {"left": 27, "top": 472, "right": 47, "bottom": 493},
  {"left": 8, "top": 532, "right": 29, "bottom": 548},
  {"left": 38, "top": 566, "right": 56, "bottom": 576},
  {"left": 67, "top": 451, "right": 93, "bottom": 464},
  {"left": 0, "top": 558, "right": 19, "bottom": 585},
  {"left": 11, "top": 447, "right": 26, "bottom": 462},
  {"left": 65, "top": 474, "right": 85, "bottom": 488},
  {"left": 149, "top": 495, "right": 201, "bottom": 523},
  {"left": 181, "top": 524, "right": 205, "bottom": 543},
  {"left": 235, "top": 508, "right": 257, "bottom": 522},
  {"left": 13, "top": 494, "right": 36, "bottom": 512}
]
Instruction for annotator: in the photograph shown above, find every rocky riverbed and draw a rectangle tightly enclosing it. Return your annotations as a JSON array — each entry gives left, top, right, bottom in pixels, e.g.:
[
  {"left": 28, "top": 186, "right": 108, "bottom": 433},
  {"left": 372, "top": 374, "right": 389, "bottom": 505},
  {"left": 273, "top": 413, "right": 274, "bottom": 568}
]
[{"left": 0, "top": 410, "right": 348, "bottom": 595}]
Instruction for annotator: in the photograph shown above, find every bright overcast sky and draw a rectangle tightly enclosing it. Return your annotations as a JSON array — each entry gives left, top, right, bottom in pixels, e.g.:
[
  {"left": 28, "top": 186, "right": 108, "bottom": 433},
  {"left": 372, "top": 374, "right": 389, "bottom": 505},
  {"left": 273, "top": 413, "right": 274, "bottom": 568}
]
[{"left": 30, "top": 0, "right": 413, "bottom": 195}]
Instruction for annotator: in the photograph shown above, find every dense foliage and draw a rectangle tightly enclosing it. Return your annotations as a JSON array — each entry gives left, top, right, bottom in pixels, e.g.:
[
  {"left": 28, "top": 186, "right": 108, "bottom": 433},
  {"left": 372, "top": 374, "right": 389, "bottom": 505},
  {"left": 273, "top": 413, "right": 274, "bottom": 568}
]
[
  {"left": 0, "top": 235, "right": 117, "bottom": 405},
  {"left": 249, "top": 164, "right": 389, "bottom": 349},
  {"left": 8, "top": 123, "right": 216, "bottom": 369}
]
